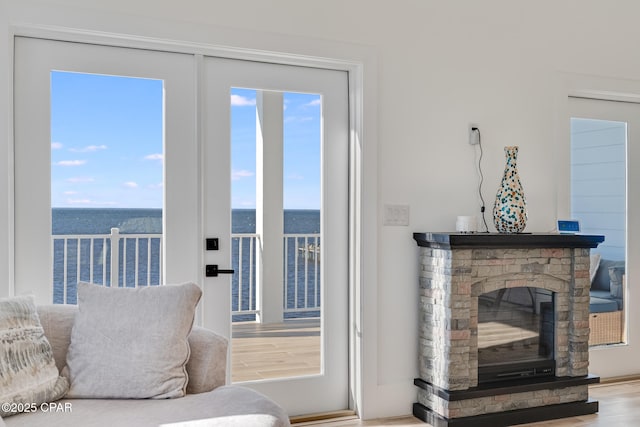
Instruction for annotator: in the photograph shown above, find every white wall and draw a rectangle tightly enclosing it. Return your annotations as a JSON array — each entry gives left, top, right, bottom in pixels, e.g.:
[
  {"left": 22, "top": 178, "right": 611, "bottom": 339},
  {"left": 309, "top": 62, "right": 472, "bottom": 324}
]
[{"left": 4, "top": 0, "right": 640, "bottom": 419}]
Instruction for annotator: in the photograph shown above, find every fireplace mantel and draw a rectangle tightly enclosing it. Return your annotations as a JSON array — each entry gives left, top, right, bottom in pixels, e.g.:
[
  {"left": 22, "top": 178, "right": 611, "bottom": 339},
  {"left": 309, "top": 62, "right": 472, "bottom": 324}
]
[
  {"left": 413, "top": 232, "right": 604, "bottom": 427},
  {"left": 413, "top": 232, "right": 605, "bottom": 249}
]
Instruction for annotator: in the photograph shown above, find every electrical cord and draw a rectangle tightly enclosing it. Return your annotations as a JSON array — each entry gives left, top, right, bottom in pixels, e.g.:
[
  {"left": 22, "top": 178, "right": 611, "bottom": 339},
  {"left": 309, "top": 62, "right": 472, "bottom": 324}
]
[{"left": 472, "top": 127, "right": 490, "bottom": 233}]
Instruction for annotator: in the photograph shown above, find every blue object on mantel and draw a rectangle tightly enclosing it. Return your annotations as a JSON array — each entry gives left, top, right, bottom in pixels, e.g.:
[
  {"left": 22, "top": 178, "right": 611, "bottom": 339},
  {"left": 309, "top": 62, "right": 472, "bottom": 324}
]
[{"left": 413, "top": 232, "right": 605, "bottom": 250}]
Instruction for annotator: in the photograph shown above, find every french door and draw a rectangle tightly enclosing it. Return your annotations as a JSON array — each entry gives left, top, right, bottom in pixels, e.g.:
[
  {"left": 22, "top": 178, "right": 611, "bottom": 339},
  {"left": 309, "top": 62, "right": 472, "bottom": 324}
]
[
  {"left": 13, "top": 37, "right": 200, "bottom": 300},
  {"left": 568, "top": 96, "right": 639, "bottom": 377},
  {"left": 14, "top": 36, "right": 349, "bottom": 415},
  {"left": 203, "top": 57, "right": 349, "bottom": 415}
]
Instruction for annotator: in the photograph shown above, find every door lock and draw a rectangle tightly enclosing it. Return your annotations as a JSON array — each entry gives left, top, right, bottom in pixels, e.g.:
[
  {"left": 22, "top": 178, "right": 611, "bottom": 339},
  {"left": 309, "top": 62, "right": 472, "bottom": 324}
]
[
  {"left": 205, "top": 264, "right": 235, "bottom": 277},
  {"left": 205, "top": 238, "right": 219, "bottom": 251}
]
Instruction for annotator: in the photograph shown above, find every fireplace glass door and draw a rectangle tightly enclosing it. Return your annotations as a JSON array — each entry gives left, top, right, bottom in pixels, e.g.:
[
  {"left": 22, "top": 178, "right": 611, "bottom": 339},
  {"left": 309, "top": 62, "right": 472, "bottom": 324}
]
[{"left": 477, "top": 287, "right": 555, "bottom": 384}]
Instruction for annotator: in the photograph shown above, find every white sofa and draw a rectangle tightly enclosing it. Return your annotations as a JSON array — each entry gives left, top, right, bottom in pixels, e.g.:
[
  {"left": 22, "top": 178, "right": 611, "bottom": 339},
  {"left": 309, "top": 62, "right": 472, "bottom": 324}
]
[{"left": 3, "top": 305, "right": 290, "bottom": 427}]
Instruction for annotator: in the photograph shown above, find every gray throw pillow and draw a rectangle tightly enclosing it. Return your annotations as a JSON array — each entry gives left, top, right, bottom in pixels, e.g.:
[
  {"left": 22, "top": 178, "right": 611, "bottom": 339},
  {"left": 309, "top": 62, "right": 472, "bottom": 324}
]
[
  {"left": 63, "top": 282, "right": 202, "bottom": 399},
  {"left": 609, "top": 265, "right": 625, "bottom": 299},
  {"left": 0, "top": 295, "right": 69, "bottom": 417},
  {"left": 592, "top": 259, "right": 625, "bottom": 292}
]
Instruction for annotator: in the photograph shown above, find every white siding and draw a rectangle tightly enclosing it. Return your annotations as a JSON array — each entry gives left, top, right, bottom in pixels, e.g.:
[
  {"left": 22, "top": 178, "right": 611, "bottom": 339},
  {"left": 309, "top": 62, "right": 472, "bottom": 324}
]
[{"left": 571, "top": 118, "right": 626, "bottom": 260}]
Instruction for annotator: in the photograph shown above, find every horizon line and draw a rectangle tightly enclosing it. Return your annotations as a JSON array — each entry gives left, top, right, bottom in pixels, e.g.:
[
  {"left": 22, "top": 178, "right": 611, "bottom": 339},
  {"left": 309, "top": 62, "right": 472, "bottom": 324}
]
[{"left": 51, "top": 207, "right": 321, "bottom": 210}]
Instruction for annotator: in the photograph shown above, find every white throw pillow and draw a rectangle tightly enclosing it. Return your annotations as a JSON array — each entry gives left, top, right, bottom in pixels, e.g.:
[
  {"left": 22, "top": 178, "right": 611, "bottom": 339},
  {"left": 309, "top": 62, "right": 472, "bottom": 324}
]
[
  {"left": 63, "top": 282, "right": 202, "bottom": 399},
  {"left": 0, "top": 295, "right": 69, "bottom": 417}
]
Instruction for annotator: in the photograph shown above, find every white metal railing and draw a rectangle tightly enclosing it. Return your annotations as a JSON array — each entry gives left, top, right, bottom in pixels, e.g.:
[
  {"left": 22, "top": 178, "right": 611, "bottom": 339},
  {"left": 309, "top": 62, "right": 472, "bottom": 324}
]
[
  {"left": 230, "top": 233, "right": 321, "bottom": 319},
  {"left": 231, "top": 233, "right": 259, "bottom": 317},
  {"left": 52, "top": 230, "right": 321, "bottom": 319},
  {"left": 52, "top": 228, "right": 163, "bottom": 304},
  {"left": 283, "top": 234, "right": 320, "bottom": 315}
]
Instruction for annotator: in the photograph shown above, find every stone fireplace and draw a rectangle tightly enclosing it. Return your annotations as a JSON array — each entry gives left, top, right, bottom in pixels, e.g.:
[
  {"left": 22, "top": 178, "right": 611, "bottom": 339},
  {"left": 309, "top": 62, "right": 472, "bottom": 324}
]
[{"left": 413, "top": 232, "right": 604, "bottom": 427}]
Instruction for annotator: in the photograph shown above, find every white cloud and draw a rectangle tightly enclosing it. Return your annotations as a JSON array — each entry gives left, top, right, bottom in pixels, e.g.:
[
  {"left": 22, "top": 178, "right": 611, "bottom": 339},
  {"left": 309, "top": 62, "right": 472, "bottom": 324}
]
[
  {"left": 144, "top": 153, "right": 164, "bottom": 161},
  {"left": 55, "top": 160, "right": 86, "bottom": 166},
  {"left": 232, "top": 169, "right": 255, "bottom": 181},
  {"left": 288, "top": 173, "right": 304, "bottom": 180},
  {"left": 63, "top": 191, "right": 78, "bottom": 195},
  {"left": 230, "top": 95, "right": 256, "bottom": 107},
  {"left": 66, "top": 177, "right": 94, "bottom": 183},
  {"left": 123, "top": 181, "right": 138, "bottom": 188},
  {"left": 51, "top": 142, "right": 63, "bottom": 150},
  {"left": 305, "top": 99, "right": 321, "bottom": 107},
  {"left": 148, "top": 182, "right": 164, "bottom": 189},
  {"left": 70, "top": 145, "right": 108, "bottom": 153}
]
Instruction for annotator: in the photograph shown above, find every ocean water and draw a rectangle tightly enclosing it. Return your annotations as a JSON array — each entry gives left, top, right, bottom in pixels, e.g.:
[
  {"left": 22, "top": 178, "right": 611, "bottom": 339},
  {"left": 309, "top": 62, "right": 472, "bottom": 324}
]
[
  {"left": 52, "top": 208, "right": 321, "bottom": 319},
  {"left": 52, "top": 208, "right": 320, "bottom": 234},
  {"left": 52, "top": 208, "right": 163, "bottom": 235}
]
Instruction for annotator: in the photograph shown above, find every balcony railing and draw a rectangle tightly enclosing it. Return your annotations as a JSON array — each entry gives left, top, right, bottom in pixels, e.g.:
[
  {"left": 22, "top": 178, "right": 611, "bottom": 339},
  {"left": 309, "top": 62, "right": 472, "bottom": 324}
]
[
  {"left": 52, "top": 228, "right": 162, "bottom": 304},
  {"left": 231, "top": 233, "right": 321, "bottom": 320},
  {"left": 52, "top": 229, "right": 321, "bottom": 320},
  {"left": 284, "top": 234, "right": 320, "bottom": 316}
]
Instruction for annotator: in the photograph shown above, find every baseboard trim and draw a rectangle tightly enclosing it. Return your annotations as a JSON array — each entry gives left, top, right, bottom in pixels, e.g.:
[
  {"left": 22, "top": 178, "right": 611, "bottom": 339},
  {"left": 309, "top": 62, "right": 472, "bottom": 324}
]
[
  {"left": 290, "top": 410, "right": 357, "bottom": 424},
  {"left": 595, "top": 374, "right": 640, "bottom": 385}
]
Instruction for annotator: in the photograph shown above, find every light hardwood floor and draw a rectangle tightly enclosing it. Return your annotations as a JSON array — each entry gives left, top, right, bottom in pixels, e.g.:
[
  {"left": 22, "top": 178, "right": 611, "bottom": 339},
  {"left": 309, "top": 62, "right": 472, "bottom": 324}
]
[
  {"left": 294, "top": 380, "right": 640, "bottom": 426},
  {"left": 230, "top": 322, "right": 640, "bottom": 426}
]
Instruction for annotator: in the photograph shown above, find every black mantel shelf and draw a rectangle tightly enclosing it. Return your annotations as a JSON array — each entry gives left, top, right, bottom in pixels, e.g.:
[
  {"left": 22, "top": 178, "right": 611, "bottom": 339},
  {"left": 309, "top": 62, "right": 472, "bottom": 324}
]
[{"left": 413, "top": 232, "right": 605, "bottom": 250}]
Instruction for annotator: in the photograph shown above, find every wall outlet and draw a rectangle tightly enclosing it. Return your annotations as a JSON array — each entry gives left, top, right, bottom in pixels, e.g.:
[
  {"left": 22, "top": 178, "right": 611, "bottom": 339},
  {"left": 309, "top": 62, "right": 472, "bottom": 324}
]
[
  {"left": 469, "top": 124, "right": 480, "bottom": 145},
  {"left": 383, "top": 204, "right": 410, "bottom": 226}
]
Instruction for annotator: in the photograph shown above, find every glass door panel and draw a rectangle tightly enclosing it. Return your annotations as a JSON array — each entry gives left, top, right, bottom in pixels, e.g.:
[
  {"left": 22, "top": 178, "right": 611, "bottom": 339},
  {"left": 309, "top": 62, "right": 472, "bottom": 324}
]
[
  {"left": 230, "top": 88, "right": 322, "bottom": 382},
  {"left": 51, "top": 71, "right": 164, "bottom": 303},
  {"left": 570, "top": 116, "right": 626, "bottom": 347}
]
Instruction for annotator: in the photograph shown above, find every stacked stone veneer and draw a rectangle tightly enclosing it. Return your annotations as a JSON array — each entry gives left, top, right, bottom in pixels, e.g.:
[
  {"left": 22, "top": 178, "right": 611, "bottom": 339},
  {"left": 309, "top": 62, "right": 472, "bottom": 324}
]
[{"left": 418, "top": 246, "right": 592, "bottom": 419}]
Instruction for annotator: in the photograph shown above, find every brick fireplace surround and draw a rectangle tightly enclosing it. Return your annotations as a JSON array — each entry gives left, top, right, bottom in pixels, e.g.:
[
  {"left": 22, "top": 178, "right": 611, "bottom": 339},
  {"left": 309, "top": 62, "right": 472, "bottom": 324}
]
[{"left": 413, "top": 233, "right": 604, "bottom": 427}]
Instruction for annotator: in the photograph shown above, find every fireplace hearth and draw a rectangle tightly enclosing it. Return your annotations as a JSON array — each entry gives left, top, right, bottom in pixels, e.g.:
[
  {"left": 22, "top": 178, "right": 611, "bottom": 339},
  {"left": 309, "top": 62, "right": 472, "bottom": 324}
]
[{"left": 413, "top": 232, "right": 604, "bottom": 427}]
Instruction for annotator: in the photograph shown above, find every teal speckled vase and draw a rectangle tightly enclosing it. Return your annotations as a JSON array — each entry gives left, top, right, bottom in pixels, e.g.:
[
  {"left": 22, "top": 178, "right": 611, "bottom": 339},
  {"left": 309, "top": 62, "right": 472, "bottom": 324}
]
[{"left": 493, "top": 146, "right": 527, "bottom": 233}]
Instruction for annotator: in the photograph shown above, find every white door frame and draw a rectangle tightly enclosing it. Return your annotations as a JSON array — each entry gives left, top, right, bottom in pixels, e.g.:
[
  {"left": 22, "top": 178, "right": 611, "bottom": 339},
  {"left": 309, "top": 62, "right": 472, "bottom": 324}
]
[{"left": 8, "top": 25, "right": 370, "bottom": 416}]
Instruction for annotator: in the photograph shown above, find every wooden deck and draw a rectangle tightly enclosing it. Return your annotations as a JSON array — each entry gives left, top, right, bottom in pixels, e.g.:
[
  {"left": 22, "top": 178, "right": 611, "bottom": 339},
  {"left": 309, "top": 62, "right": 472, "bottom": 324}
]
[{"left": 231, "top": 318, "right": 321, "bottom": 383}]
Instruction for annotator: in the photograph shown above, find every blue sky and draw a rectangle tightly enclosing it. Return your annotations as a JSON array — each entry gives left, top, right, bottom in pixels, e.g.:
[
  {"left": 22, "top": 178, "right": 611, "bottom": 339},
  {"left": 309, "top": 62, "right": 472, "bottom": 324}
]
[{"left": 51, "top": 71, "right": 321, "bottom": 210}]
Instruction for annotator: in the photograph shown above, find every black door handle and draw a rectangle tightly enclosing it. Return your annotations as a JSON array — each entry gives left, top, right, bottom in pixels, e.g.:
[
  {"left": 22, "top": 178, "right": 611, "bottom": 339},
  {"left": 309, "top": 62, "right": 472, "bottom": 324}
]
[{"left": 205, "top": 264, "right": 235, "bottom": 277}]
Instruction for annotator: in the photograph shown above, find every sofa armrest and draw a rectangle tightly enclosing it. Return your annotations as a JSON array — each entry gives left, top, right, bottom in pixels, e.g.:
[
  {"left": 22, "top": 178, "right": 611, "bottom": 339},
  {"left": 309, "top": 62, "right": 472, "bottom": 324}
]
[
  {"left": 186, "top": 326, "right": 228, "bottom": 394},
  {"left": 37, "top": 304, "right": 78, "bottom": 373}
]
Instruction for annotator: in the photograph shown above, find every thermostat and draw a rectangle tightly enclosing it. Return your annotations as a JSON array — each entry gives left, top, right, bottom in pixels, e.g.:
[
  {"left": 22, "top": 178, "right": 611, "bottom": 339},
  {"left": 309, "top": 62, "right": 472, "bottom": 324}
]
[{"left": 557, "top": 220, "right": 580, "bottom": 234}]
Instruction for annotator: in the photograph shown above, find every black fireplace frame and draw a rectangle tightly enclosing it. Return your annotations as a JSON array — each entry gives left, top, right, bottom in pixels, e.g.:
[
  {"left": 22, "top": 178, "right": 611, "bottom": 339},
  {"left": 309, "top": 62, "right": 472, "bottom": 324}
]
[{"left": 476, "top": 288, "right": 556, "bottom": 385}]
